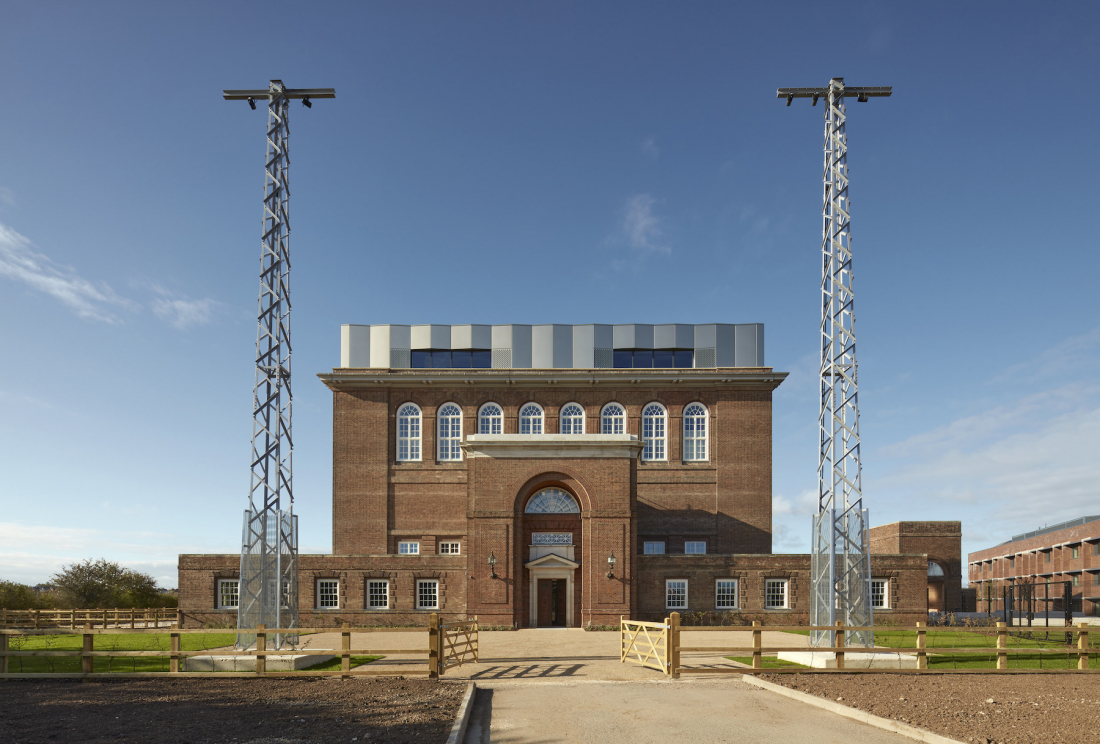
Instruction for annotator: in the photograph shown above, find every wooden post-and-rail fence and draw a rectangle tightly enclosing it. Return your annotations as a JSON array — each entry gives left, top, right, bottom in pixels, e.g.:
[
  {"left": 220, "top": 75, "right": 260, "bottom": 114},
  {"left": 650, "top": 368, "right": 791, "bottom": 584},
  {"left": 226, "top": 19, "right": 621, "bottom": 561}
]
[
  {"left": 0, "top": 614, "right": 476, "bottom": 680},
  {"left": 620, "top": 615, "right": 1096, "bottom": 676},
  {"left": 0, "top": 608, "right": 179, "bottom": 629}
]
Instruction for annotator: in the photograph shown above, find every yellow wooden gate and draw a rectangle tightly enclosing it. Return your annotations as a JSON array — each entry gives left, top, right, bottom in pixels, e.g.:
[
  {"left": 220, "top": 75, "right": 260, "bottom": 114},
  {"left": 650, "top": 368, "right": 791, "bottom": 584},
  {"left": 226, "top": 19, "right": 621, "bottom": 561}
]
[{"left": 620, "top": 617, "right": 670, "bottom": 674}]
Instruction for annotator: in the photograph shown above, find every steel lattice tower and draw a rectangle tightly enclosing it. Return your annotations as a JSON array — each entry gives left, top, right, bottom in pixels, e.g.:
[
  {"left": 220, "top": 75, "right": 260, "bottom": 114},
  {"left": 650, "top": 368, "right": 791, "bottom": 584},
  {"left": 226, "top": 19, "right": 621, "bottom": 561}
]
[
  {"left": 778, "top": 78, "right": 891, "bottom": 648},
  {"left": 223, "top": 80, "right": 334, "bottom": 650}
]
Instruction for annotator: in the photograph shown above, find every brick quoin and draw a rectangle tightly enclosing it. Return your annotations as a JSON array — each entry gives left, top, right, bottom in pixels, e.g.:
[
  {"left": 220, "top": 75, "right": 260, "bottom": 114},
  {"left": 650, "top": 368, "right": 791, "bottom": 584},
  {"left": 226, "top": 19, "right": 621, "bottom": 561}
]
[{"left": 178, "top": 367, "right": 963, "bottom": 628}]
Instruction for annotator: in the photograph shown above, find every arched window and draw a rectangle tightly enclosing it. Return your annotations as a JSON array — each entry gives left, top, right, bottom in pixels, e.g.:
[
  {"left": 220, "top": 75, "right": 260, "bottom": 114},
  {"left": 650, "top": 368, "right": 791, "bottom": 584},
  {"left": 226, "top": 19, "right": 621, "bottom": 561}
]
[
  {"left": 641, "top": 403, "right": 667, "bottom": 461},
  {"left": 519, "top": 402, "right": 544, "bottom": 434},
  {"left": 437, "top": 403, "right": 462, "bottom": 461},
  {"left": 525, "top": 487, "right": 580, "bottom": 513},
  {"left": 559, "top": 402, "right": 585, "bottom": 434},
  {"left": 478, "top": 403, "right": 503, "bottom": 434},
  {"left": 397, "top": 403, "right": 421, "bottom": 461},
  {"left": 928, "top": 561, "right": 945, "bottom": 578},
  {"left": 683, "top": 403, "right": 708, "bottom": 461},
  {"left": 601, "top": 403, "right": 625, "bottom": 435}
]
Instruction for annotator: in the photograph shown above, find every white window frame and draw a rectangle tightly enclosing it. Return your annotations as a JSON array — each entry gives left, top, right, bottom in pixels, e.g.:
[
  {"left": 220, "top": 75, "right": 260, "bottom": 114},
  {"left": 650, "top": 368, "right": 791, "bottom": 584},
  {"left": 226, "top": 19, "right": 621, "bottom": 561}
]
[
  {"left": 666, "top": 579, "right": 688, "bottom": 610},
  {"left": 600, "top": 402, "right": 625, "bottom": 435},
  {"left": 317, "top": 579, "right": 340, "bottom": 609},
  {"left": 641, "top": 402, "right": 667, "bottom": 461},
  {"left": 765, "top": 579, "right": 788, "bottom": 609},
  {"left": 682, "top": 402, "right": 709, "bottom": 462},
  {"left": 398, "top": 541, "right": 420, "bottom": 555},
  {"left": 417, "top": 579, "right": 440, "bottom": 610},
  {"left": 643, "top": 541, "right": 666, "bottom": 555},
  {"left": 684, "top": 541, "right": 707, "bottom": 555},
  {"left": 478, "top": 402, "right": 503, "bottom": 434},
  {"left": 217, "top": 579, "right": 239, "bottom": 609},
  {"left": 871, "top": 578, "right": 889, "bottom": 609},
  {"left": 439, "top": 541, "right": 461, "bottom": 554},
  {"left": 437, "top": 402, "right": 463, "bottom": 461},
  {"left": 367, "top": 580, "right": 389, "bottom": 610},
  {"left": 519, "top": 402, "right": 544, "bottom": 434},
  {"left": 715, "top": 579, "right": 739, "bottom": 610},
  {"left": 396, "top": 403, "right": 422, "bottom": 461},
  {"left": 559, "top": 402, "right": 585, "bottom": 434}
]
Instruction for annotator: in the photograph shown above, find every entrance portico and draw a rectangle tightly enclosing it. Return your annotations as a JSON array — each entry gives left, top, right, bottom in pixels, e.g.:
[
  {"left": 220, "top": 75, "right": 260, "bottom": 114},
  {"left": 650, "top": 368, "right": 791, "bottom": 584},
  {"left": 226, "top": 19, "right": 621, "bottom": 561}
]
[{"left": 526, "top": 549, "right": 580, "bottom": 627}]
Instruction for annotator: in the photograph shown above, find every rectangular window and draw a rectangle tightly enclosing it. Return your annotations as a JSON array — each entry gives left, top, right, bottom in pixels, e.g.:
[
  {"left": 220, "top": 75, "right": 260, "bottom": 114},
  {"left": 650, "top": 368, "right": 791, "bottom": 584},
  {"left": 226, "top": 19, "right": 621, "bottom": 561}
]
[
  {"left": 398, "top": 541, "right": 420, "bottom": 555},
  {"left": 715, "top": 579, "right": 738, "bottom": 609},
  {"left": 1072, "top": 546, "right": 1079, "bottom": 559},
  {"left": 633, "top": 350, "right": 654, "bottom": 368},
  {"left": 317, "top": 579, "right": 339, "bottom": 609},
  {"left": 613, "top": 350, "right": 633, "bottom": 368},
  {"left": 765, "top": 579, "right": 788, "bottom": 609},
  {"left": 673, "top": 350, "right": 694, "bottom": 368},
  {"left": 1073, "top": 575, "right": 1080, "bottom": 587},
  {"left": 1045, "top": 551, "right": 1051, "bottom": 563},
  {"left": 368, "top": 580, "right": 389, "bottom": 609},
  {"left": 410, "top": 350, "right": 432, "bottom": 368},
  {"left": 643, "top": 541, "right": 666, "bottom": 555},
  {"left": 1093, "top": 572, "right": 1099, "bottom": 586},
  {"left": 653, "top": 350, "right": 674, "bottom": 368},
  {"left": 1093, "top": 542, "right": 1099, "bottom": 557},
  {"left": 871, "top": 579, "right": 889, "bottom": 609},
  {"left": 217, "top": 579, "right": 239, "bottom": 609},
  {"left": 1010, "top": 556, "right": 1015, "bottom": 568},
  {"left": 439, "top": 542, "right": 461, "bottom": 554},
  {"left": 417, "top": 579, "right": 439, "bottom": 610},
  {"left": 684, "top": 541, "right": 706, "bottom": 555},
  {"left": 666, "top": 579, "right": 687, "bottom": 609}
]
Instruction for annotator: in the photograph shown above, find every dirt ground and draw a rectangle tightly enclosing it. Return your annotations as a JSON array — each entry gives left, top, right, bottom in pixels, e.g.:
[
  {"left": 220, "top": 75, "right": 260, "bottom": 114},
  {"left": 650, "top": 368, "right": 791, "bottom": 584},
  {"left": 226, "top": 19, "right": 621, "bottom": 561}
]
[
  {"left": 0, "top": 677, "right": 465, "bottom": 744},
  {"left": 761, "top": 673, "right": 1100, "bottom": 744}
]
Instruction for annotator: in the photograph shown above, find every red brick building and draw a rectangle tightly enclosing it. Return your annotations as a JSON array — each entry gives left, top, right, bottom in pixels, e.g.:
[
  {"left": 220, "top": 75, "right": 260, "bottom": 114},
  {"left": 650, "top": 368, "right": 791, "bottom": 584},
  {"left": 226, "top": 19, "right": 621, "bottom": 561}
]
[
  {"left": 968, "top": 515, "right": 1100, "bottom": 617},
  {"left": 178, "top": 323, "right": 958, "bottom": 628}
]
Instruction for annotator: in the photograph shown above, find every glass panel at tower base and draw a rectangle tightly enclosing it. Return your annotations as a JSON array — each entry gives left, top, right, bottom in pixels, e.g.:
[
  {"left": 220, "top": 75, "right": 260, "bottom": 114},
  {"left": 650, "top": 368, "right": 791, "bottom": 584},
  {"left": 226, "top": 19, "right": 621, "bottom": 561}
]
[
  {"left": 237, "top": 508, "right": 299, "bottom": 650},
  {"left": 810, "top": 507, "right": 874, "bottom": 649}
]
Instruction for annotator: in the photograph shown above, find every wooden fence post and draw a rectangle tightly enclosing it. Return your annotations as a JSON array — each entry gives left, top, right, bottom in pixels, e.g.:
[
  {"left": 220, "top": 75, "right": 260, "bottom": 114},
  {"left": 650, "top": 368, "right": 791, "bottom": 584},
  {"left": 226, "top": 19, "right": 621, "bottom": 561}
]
[
  {"left": 170, "top": 631, "right": 180, "bottom": 674},
  {"left": 341, "top": 622, "right": 351, "bottom": 678},
  {"left": 82, "top": 623, "right": 94, "bottom": 677},
  {"left": 669, "top": 611, "right": 680, "bottom": 679},
  {"left": 70, "top": 609, "right": 76, "bottom": 630},
  {"left": 1, "top": 633, "right": 8, "bottom": 676},
  {"left": 256, "top": 624, "right": 267, "bottom": 676},
  {"left": 1078, "top": 623, "right": 1090, "bottom": 671},
  {"left": 473, "top": 616, "right": 479, "bottom": 663},
  {"left": 996, "top": 621, "right": 1007, "bottom": 670},
  {"left": 34, "top": 610, "right": 41, "bottom": 630},
  {"left": 751, "top": 620, "right": 762, "bottom": 670},
  {"left": 834, "top": 620, "right": 846, "bottom": 670},
  {"left": 428, "top": 613, "right": 439, "bottom": 679},
  {"left": 916, "top": 621, "right": 927, "bottom": 670}
]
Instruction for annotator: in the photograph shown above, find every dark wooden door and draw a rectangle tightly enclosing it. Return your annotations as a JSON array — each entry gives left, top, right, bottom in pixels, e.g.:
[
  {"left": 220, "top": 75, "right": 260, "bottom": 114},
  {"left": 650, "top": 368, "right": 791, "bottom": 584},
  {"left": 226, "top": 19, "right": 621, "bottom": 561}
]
[
  {"left": 552, "top": 580, "right": 567, "bottom": 626},
  {"left": 537, "top": 579, "right": 553, "bottom": 627}
]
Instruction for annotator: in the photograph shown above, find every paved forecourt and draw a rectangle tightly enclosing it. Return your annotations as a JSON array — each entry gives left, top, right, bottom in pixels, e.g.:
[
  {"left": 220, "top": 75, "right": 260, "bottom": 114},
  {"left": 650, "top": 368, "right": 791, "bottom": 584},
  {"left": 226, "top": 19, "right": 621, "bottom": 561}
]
[{"left": 462, "top": 679, "right": 918, "bottom": 744}]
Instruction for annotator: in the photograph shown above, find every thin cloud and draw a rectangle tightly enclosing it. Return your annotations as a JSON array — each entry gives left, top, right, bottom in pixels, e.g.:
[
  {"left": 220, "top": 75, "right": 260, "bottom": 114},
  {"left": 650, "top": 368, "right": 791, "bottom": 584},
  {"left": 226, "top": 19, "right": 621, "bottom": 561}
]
[
  {"left": 152, "top": 297, "right": 219, "bottom": 329},
  {"left": 0, "top": 221, "right": 136, "bottom": 323},
  {"left": 641, "top": 136, "right": 660, "bottom": 158},
  {"left": 622, "top": 194, "right": 670, "bottom": 255},
  {"left": 0, "top": 186, "right": 15, "bottom": 209}
]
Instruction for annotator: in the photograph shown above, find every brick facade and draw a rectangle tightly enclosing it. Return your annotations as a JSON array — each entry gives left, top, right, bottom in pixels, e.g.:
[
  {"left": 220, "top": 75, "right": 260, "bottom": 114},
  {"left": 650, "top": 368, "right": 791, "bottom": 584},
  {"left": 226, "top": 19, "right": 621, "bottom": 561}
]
[
  {"left": 869, "top": 521, "right": 963, "bottom": 613},
  {"left": 178, "top": 366, "right": 957, "bottom": 627}
]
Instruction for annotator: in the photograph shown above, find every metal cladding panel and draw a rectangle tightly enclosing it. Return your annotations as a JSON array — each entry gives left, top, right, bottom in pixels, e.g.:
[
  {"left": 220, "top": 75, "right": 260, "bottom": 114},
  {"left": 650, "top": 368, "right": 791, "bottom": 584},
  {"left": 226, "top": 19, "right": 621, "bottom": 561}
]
[
  {"left": 614, "top": 324, "right": 653, "bottom": 349},
  {"left": 715, "top": 324, "right": 737, "bottom": 367},
  {"left": 411, "top": 324, "right": 450, "bottom": 350},
  {"left": 508, "top": 325, "right": 533, "bottom": 368},
  {"left": 654, "top": 324, "right": 693, "bottom": 349},
  {"left": 341, "top": 324, "right": 371, "bottom": 368},
  {"left": 369, "top": 324, "right": 409, "bottom": 368},
  {"left": 491, "top": 324, "right": 513, "bottom": 349},
  {"left": 572, "top": 325, "right": 595, "bottom": 368},
  {"left": 592, "top": 324, "right": 613, "bottom": 349},
  {"left": 694, "top": 324, "right": 717, "bottom": 349},
  {"left": 532, "top": 324, "right": 573, "bottom": 368},
  {"left": 734, "top": 324, "right": 764, "bottom": 366},
  {"left": 452, "top": 324, "right": 491, "bottom": 350}
]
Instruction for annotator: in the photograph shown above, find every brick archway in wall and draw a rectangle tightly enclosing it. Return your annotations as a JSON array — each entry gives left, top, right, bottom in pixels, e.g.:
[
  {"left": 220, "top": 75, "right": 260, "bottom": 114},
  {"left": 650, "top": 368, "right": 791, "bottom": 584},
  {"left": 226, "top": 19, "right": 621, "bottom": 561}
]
[{"left": 514, "top": 475, "right": 585, "bottom": 628}]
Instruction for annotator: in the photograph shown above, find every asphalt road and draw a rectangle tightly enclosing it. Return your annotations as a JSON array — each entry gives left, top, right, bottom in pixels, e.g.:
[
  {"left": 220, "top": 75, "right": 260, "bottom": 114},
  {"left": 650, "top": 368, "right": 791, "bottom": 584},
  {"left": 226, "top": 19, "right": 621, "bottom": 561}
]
[{"left": 462, "top": 679, "right": 916, "bottom": 744}]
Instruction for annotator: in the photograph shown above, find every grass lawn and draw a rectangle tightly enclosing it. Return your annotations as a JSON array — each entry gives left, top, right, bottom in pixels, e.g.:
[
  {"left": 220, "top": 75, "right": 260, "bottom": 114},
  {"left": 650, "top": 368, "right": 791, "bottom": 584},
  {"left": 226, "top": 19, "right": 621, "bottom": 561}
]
[
  {"left": 726, "top": 655, "right": 808, "bottom": 669},
  {"left": 2, "top": 633, "right": 384, "bottom": 673},
  {"left": 780, "top": 629, "right": 1098, "bottom": 670}
]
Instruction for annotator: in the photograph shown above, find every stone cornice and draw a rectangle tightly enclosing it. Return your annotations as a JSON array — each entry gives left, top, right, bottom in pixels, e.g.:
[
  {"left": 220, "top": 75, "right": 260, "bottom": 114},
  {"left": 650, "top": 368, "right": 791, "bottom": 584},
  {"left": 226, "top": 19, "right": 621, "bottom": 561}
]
[
  {"left": 461, "top": 434, "right": 645, "bottom": 459},
  {"left": 318, "top": 367, "right": 787, "bottom": 391}
]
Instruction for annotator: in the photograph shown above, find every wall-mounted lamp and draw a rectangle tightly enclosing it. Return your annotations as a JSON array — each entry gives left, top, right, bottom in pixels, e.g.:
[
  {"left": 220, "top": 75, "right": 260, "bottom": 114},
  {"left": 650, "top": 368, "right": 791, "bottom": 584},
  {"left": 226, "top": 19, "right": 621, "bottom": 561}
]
[
  {"left": 606, "top": 551, "right": 617, "bottom": 579},
  {"left": 488, "top": 551, "right": 498, "bottom": 579}
]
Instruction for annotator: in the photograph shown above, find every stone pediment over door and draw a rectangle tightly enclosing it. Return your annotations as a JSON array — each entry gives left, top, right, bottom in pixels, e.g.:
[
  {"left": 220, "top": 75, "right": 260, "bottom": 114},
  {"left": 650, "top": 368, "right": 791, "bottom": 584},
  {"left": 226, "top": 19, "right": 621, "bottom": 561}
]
[{"left": 524, "top": 554, "right": 580, "bottom": 571}]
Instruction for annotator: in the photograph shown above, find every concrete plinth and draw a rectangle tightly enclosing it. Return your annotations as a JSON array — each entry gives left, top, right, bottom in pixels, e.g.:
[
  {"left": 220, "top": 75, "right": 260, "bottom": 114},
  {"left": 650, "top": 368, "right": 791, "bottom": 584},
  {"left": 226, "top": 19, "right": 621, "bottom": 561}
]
[
  {"left": 777, "top": 650, "right": 918, "bottom": 669},
  {"left": 183, "top": 651, "right": 335, "bottom": 672}
]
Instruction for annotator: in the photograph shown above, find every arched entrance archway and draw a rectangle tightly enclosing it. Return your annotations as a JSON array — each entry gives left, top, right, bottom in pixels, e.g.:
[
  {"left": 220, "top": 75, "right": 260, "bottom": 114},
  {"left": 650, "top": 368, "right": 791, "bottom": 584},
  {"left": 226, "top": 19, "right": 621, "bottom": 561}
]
[{"left": 520, "top": 487, "right": 582, "bottom": 627}]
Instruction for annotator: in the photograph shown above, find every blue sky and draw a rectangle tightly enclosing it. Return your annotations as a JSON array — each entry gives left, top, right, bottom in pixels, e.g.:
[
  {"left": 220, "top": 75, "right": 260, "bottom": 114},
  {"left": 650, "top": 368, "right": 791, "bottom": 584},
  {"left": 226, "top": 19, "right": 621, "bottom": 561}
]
[{"left": 1, "top": 2, "right": 1097, "bottom": 589}]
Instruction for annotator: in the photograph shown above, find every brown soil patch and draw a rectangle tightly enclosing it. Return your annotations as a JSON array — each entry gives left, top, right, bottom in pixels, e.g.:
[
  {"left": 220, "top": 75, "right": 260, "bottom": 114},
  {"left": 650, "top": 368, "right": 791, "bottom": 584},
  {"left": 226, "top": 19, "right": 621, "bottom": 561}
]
[
  {"left": 760, "top": 673, "right": 1100, "bottom": 744},
  {"left": 0, "top": 677, "right": 465, "bottom": 744}
]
